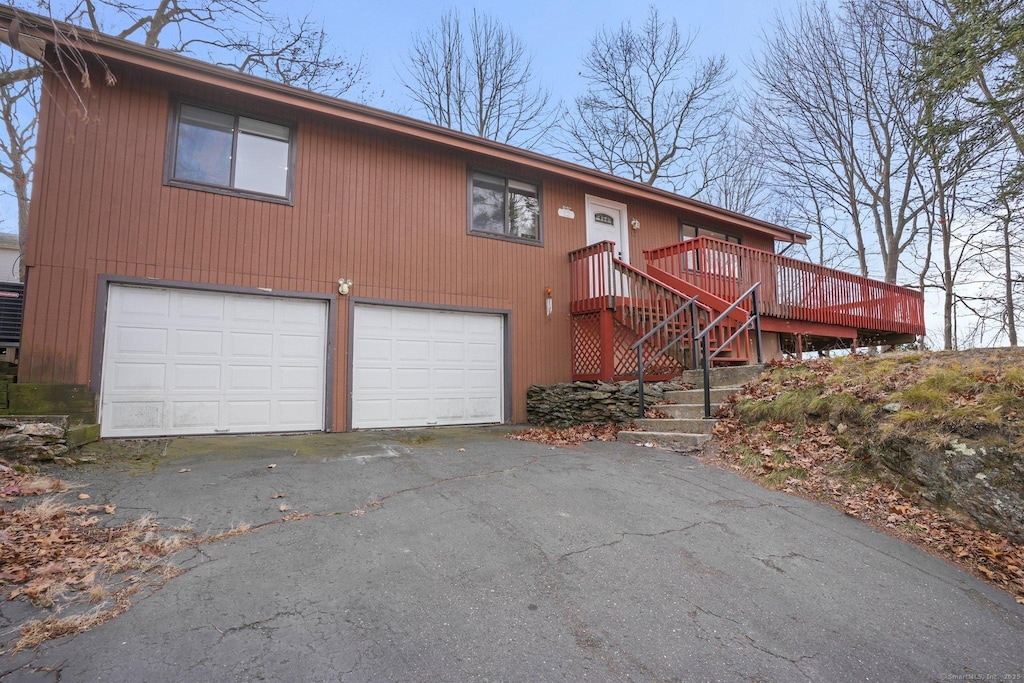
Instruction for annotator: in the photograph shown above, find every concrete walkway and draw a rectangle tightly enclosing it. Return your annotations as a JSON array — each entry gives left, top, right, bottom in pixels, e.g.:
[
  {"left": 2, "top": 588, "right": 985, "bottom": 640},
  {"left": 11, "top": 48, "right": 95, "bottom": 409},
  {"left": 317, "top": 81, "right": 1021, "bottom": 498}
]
[{"left": 2, "top": 428, "right": 1022, "bottom": 682}]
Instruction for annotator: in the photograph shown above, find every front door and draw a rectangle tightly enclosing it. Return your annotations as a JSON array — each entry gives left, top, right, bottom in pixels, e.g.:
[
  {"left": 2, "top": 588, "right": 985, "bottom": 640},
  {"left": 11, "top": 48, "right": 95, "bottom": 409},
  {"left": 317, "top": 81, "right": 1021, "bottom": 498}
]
[{"left": 585, "top": 195, "right": 630, "bottom": 263}]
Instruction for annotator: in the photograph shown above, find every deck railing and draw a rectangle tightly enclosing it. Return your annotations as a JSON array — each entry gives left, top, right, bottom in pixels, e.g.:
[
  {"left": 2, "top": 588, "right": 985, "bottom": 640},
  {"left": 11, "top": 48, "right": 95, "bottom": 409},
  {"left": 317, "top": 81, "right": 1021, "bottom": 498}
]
[
  {"left": 644, "top": 237, "right": 925, "bottom": 336},
  {"left": 569, "top": 242, "right": 750, "bottom": 380}
]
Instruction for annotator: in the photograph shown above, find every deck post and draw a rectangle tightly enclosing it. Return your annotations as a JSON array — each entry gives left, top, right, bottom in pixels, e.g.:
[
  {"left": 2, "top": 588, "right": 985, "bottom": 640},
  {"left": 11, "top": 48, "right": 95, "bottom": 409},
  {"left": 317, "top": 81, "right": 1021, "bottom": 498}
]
[
  {"left": 796, "top": 334, "right": 804, "bottom": 361},
  {"left": 851, "top": 336, "right": 858, "bottom": 354},
  {"left": 599, "top": 308, "right": 615, "bottom": 380}
]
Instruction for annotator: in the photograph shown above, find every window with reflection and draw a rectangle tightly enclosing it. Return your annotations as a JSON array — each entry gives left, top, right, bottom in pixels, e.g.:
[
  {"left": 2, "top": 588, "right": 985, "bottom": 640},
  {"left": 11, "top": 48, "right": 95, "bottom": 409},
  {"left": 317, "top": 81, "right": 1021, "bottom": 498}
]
[
  {"left": 168, "top": 102, "right": 293, "bottom": 200},
  {"left": 470, "top": 171, "right": 541, "bottom": 244}
]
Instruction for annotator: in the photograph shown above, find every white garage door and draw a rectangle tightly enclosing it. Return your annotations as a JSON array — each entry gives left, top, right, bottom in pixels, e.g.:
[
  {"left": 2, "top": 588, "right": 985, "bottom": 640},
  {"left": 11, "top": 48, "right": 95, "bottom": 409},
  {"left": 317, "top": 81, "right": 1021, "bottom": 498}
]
[
  {"left": 352, "top": 305, "right": 504, "bottom": 428},
  {"left": 100, "top": 285, "right": 328, "bottom": 437}
]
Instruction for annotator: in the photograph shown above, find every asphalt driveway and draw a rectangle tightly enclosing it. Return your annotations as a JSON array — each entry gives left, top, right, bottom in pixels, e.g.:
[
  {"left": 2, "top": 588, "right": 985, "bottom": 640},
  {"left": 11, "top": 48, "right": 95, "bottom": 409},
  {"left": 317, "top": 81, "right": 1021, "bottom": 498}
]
[{"left": 2, "top": 427, "right": 1022, "bottom": 682}]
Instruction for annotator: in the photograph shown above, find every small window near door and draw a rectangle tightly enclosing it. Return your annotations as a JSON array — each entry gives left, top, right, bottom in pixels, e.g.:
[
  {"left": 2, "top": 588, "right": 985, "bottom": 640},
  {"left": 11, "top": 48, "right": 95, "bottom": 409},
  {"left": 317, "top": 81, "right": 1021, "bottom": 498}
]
[
  {"left": 680, "top": 221, "right": 741, "bottom": 244},
  {"left": 469, "top": 170, "right": 542, "bottom": 245},
  {"left": 167, "top": 102, "right": 294, "bottom": 202}
]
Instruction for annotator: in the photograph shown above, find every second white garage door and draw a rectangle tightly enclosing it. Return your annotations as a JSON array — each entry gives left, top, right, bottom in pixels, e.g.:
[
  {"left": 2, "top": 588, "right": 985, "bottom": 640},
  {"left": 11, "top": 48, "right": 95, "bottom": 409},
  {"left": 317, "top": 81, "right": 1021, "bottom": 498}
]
[
  {"left": 351, "top": 304, "right": 504, "bottom": 428},
  {"left": 100, "top": 285, "right": 328, "bottom": 437}
]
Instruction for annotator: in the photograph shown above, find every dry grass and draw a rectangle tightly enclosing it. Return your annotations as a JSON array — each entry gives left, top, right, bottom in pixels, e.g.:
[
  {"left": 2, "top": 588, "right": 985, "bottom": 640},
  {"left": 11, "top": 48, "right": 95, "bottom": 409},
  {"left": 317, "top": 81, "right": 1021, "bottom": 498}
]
[{"left": 706, "top": 348, "right": 1024, "bottom": 601}]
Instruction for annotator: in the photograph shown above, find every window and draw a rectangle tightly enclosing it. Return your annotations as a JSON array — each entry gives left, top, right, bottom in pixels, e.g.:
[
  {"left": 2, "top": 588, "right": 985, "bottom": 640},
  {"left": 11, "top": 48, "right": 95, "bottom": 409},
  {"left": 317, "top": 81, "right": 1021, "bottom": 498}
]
[
  {"left": 680, "top": 222, "right": 741, "bottom": 244},
  {"left": 168, "top": 102, "right": 294, "bottom": 200},
  {"left": 470, "top": 171, "right": 541, "bottom": 244}
]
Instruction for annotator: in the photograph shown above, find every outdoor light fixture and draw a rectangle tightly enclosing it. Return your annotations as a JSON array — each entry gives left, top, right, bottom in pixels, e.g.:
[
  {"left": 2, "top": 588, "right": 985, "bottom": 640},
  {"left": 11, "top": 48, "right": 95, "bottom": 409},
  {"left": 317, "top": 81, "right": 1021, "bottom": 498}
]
[
  {"left": 545, "top": 287, "right": 553, "bottom": 318},
  {"left": 630, "top": 218, "right": 641, "bottom": 230},
  {"left": 338, "top": 278, "right": 352, "bottom": 295}
]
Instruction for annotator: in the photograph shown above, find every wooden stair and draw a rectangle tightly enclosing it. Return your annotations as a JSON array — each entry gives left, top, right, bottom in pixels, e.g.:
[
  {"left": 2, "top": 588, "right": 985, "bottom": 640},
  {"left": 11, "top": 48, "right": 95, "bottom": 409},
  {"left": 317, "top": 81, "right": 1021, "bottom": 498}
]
[{"left": 617, "top": 364, "right": 765, "bottom": 451}]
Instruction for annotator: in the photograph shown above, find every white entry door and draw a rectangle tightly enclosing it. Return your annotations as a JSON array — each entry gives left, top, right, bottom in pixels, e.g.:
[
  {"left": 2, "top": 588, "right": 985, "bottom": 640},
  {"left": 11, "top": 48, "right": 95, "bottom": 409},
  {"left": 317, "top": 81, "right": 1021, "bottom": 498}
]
[
  {"left": 351, "top": 304, "right": 504, "bottom": 428},
  {"left": 585, "top": 195, "right": 630, "bottom": 263},
  {"left": 100, "top": 285, "right": 328, "bottom": 437}
]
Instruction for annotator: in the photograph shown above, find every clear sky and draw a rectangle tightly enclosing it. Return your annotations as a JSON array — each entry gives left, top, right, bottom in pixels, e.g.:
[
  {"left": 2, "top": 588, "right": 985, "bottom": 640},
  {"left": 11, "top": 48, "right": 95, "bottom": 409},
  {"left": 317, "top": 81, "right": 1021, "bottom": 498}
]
[{"left": 313, "top": 0, "right": 809, "bottom": 113}]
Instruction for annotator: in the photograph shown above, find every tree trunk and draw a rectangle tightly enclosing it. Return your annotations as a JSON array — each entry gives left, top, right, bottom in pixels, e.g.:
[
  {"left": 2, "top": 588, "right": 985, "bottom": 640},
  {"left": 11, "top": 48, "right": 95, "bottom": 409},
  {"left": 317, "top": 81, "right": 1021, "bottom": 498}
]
[{"left": 1003, "top": 211, "right": 1017, "bottom": 346}]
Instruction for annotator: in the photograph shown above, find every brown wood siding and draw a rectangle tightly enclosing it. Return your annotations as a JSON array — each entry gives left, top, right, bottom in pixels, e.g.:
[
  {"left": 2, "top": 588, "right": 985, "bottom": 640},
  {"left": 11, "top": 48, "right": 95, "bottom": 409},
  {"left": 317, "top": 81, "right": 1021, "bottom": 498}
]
[{"left": 23, "top": 63, "right": 780, "bottom": 429}]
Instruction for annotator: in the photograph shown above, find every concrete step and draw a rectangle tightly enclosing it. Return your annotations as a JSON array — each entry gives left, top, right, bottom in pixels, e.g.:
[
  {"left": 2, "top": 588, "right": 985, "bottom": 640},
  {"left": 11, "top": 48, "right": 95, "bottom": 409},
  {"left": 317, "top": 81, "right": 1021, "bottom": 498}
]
[
  {"left": 633, "top": 418, "right": 718, "bottom": 434},
  {"left": 653, "top": 403, "right": 709, "bottom": 419},
  {"left": 617, "top": 430, "right": 712, "bottom": 452},
  {"left": 675, "top": 364, "right": 765, "bottom": 389},
  {"left": 663, "top": 387, "right": 739, "bottom": 406}
]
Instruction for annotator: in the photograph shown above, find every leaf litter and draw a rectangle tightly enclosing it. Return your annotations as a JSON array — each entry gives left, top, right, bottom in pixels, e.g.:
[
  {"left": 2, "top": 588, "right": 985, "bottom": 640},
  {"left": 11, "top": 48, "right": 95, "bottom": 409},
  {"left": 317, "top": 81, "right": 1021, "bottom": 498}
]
[{"left": 704, "top": 352, "right": 1024, "bottom": 602}]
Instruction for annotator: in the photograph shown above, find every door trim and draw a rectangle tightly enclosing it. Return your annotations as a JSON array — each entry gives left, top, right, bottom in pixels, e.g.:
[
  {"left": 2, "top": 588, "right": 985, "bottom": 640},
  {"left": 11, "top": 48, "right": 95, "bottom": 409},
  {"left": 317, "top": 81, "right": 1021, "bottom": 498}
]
[{"left": 585, "top": 195, "right": 630, "bottom": 263}]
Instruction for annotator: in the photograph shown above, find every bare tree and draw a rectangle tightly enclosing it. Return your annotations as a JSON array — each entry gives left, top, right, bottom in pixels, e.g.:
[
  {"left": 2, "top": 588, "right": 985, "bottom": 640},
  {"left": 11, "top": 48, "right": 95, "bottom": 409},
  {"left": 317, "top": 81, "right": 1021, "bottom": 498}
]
[
  {"left": 0, "top": 0, "right": 367, "bottom": 248},
  {"left": 558, "top": 6, "right": 733, "bottom": 195},
  {"left": 701, "top": 129, "right": 773, "bottom": 218},
  {"left": 401, "top": 9, "right": 553, "bottom": 148},
  {"left": 748, "top": 0, "right": 933, "bottom": 284}
]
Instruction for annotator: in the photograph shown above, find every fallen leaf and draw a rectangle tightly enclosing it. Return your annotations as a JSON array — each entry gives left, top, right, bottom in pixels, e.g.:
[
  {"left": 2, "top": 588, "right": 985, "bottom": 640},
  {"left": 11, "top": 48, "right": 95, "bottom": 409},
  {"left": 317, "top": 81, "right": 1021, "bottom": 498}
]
[
  {"left": 103, "top": 505, "right": 116, "bottom": 515},
  {"left": 77, "top": 493, "right": 90, "bottom": 500},
  {"left": 268, "top": 464, "right": 277, "bottom": 469},
  {"left": 457, "top": 448, "right": 466, "bottom": 452},
  {"left": 178, "top": 468, "right": 191, "bottom": 473},
  {"left": 271, "top": 494, "right": 286, "bottom": 499},
  {"left": 278, "top": 504, "right": 291, "bottom": 512}
]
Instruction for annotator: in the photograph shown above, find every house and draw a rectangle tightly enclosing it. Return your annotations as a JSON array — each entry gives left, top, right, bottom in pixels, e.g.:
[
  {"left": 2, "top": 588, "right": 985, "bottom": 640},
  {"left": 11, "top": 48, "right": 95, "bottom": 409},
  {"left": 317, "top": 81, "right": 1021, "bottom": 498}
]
[
  {"left": 0, "top": 232, "right": 20, "bottom": 283},
  {"left": 0, "top": 7, "right": 924, "bottom": 438}
]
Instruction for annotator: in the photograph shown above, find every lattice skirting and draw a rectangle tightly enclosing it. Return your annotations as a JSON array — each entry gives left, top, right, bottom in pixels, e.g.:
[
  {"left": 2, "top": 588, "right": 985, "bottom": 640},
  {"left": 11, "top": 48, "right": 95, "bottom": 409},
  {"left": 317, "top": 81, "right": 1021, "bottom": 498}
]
[{"left": 572, "top": 313, "right": 685, "bottom": 380}]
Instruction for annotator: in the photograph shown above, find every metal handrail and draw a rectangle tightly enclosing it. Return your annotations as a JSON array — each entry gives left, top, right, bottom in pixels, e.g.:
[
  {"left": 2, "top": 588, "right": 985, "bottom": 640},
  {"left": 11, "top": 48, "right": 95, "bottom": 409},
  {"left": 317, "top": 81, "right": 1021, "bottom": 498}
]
[
  {"left": 628, "top": 296, "right": 700, "bottom": 416},
  {"left": 693, "top": 283, "right": 763, "bottom": 419}
]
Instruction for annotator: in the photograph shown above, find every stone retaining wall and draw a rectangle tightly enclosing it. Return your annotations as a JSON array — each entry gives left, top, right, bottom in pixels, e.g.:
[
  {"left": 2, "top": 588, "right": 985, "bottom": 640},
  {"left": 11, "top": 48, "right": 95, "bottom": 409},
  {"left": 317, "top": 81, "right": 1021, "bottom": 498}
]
[{"left": 527, "top": 380, "right": 691, "bottom": 428}]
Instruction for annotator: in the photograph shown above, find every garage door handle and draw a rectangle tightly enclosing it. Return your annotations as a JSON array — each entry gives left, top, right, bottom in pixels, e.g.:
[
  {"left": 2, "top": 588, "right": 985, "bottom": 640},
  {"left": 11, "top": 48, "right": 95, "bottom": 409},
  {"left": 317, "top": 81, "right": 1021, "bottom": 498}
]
[{"left": 214, "top": 428, "right": 229, "bottom": 433}]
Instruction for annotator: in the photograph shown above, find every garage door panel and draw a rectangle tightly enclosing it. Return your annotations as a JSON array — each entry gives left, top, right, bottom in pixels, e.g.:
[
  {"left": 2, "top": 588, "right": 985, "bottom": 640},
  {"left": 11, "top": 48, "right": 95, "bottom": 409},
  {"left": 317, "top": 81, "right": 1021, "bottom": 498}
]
[
  {"left": 178, "top": 292, "right": 225, "bottom": 319},
  {"left": 178, "top": 329, "right": 224, "bottom": 356},
  {"left": 433, "top": 313, "right": 465, "bottom": 333},
  {"left": 353, "top": 367, "right": 391, "bottom": 391},
  {"left": 352, "top": 398, "right": 392, "bottom": 424},
  {"left": 279, "top": 334, "right": 322, "bottom": 359},
  {"left": 230, "top": 332, "right": 273, "bottom": 358},
  {"left": 433, "top": 341, "right": 464, "bottom": 363},
  {"left": 226, "top": 400, "right": 272, "bottom": 427},
  {"left": 119, "top": 288, "right": 170, "bottom": 316},
  {"left": 354, "top": 337, "right": 391, "bottom": 361},
  {"left": 467, "top": 341, "right": 499, "bottom": 363},
  {"left": 170, "top": 401, "right": 221, "bottom": 429},
  {"left": 115, "top": 327, "right": 168, "bottom": 354},
  {"left": 396, "top": 340, "right": 429, "bottom": 362},
  {"left": 279, "top": 365, "right": 320, "bottom": 390},
  {"left": 276, "top": 400, "right": 322, "bottom": 427},
  {"left": 113, "top": 362, "right": 166, "bottom": 390},
  {"left": 352, "top": 304, "right": 503, "bottom": 429},
  {"left": 282, "top": 300, "right": 326, "bottom": 325},
  {"left": 174, "top": 364, "right": 222, "bottom": 390},
  {"left": 396, "top": 367, "right": 429, "bottom": 390},
  {"left": 107, "top": 401, "right": 164, "bottom": 431},
  {"left": 395, "top": 397, "right": 431, "bottom": 422},
  {"left": 468, "top": 397, "right": 501, "bottom": 419},
  {"left": 234, "top": 298, "right": 275, "bottom": 323},
  {"left": 434, "top": 368, "right": 465, "bottom": 390},
  {"left": 467, "top": 368, "right": 500, "bottom": 389},
  {"left": 227, "top": 365, "right": 273, "bottom": 390},
  {"left": 101, "top": 285, "right": 327, "bottom": 437}
]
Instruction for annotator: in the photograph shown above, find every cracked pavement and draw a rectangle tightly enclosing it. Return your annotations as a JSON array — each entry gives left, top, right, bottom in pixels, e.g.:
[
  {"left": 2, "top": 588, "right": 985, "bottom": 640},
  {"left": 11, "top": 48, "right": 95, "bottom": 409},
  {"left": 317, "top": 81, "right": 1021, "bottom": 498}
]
[{"left": 2, "top": 426, "right": 1022, "bottom": 682}]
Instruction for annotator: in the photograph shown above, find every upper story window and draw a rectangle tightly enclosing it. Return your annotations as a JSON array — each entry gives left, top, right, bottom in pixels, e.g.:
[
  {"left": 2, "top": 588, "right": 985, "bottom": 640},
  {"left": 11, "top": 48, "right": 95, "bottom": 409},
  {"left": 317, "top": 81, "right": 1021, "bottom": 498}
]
[
  {"left": 167, "top": 102, "right": 294, "bottom": 201},
  {"left": 680, "top": 221, "right": 741, "bottom": 244},
  {"left": 469, "top": 170, "right": 542, "bottom": 245}
]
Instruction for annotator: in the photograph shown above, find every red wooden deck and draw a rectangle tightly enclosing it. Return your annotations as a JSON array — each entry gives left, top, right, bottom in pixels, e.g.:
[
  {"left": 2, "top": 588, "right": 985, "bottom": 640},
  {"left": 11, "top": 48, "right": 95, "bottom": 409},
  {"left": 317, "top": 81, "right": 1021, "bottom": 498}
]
[
  {"left": 644, "top": 238, "right": 925, "bottom": 338},
  {"left": 568, "top": 239, "right": 926, "bottom": 381}
]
